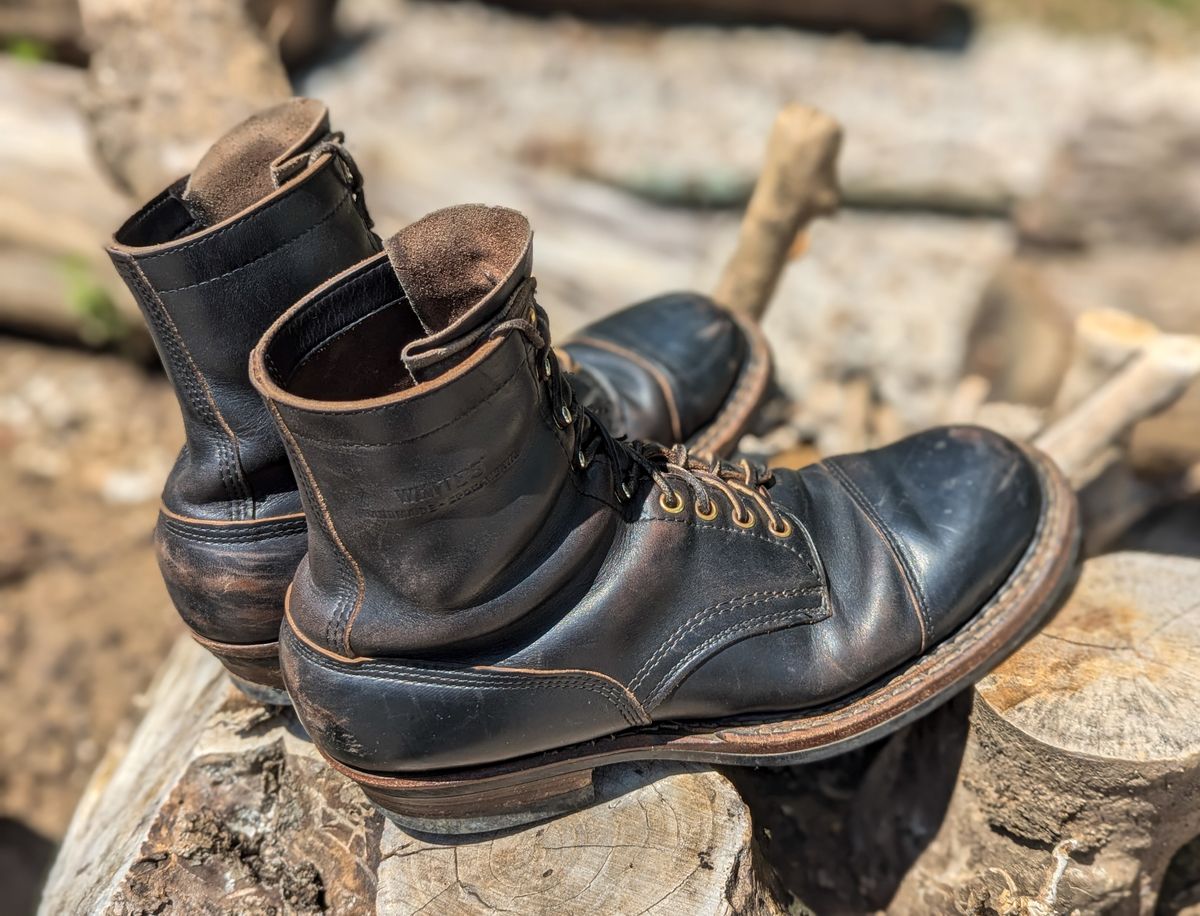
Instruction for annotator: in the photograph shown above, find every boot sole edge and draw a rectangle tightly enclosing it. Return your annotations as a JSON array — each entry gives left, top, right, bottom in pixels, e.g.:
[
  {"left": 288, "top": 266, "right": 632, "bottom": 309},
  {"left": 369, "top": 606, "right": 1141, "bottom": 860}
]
[
  {"left": 188, "top": 629, "right": 291, "bottom": 706},
  {"left": 686, "top": 312, "right": 772, "bottom": 456}
]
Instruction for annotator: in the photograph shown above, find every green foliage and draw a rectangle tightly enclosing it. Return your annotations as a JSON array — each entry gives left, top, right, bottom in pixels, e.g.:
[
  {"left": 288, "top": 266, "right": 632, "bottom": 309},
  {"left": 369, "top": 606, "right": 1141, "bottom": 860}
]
[
  {"left": 5, "top": 37, "right": 52, "bottom": 63},
  {"left": 60, "top": 256, "right": 130, "bottom": 348}
]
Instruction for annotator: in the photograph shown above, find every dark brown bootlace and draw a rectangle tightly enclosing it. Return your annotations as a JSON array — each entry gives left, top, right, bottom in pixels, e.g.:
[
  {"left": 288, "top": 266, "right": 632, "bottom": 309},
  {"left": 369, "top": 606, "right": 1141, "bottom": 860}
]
[
  {"left": 272, "top": 131, "right": 374, "bottom": 231},
  {"left": 491, "top": 280, "right": 792, "bottom": 536}
]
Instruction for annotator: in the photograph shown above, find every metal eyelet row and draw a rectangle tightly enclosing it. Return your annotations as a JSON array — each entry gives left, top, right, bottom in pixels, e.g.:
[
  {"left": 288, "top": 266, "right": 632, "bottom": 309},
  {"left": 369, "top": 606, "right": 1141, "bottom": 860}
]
[{"left": 658, "top": 490, "right": 791, "bottom": 537}]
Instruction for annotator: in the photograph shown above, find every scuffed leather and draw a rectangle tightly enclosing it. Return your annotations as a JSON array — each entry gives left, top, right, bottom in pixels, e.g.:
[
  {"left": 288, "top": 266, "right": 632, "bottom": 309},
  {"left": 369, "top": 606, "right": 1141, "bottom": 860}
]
[
  {"left": 156, "top": 512, "right": 308, "bottom": 644},
  {"left": 563, "top": 292, "right": 747, "bottom": 444},
  {"left": 253, "top": 219, "right": 1043, "bottom": 774},
  {"left": 109, "top": 150, "right": 381, "bottom": 653},
  {"left": 109, "top": 156, "right": 381, "bottom": 522}
]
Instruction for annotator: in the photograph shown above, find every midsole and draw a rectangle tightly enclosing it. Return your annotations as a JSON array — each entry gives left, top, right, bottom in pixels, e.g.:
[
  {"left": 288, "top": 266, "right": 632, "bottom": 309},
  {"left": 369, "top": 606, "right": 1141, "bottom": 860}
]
[{"left": 188, "top": 628, "right": 286, "bottom": 690}]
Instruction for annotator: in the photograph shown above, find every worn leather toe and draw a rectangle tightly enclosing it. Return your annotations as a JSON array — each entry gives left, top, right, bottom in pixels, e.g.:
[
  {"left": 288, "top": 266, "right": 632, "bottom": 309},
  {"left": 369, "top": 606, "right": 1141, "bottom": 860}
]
[{"left": 798, "top": 425, "right": 1042, "bottom": 650}]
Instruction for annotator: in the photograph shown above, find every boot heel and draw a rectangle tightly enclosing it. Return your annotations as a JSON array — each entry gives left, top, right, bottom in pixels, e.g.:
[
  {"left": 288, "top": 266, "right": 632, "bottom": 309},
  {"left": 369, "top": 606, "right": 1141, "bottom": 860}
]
[
  {"left": 191, "top": 632, "right": 291, "bottom": 707},
  {"left": 356, "top": 768, "right": 596, "bottom": 835},
  {"left": 227, "top": 671, "right": 292, "bottom": 707}
]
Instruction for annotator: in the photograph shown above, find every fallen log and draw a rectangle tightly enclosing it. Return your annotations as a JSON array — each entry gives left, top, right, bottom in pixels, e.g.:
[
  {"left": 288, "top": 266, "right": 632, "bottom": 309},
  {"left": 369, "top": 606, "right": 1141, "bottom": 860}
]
[
  {"left": 0, "top": 58, "right": 147, "bottom": 352},
  {"left": 451, "top": 0, "right": 961, "bottom": 42},
  {"left": 39, "top": 639, "right": 789, "bottom": 915}
]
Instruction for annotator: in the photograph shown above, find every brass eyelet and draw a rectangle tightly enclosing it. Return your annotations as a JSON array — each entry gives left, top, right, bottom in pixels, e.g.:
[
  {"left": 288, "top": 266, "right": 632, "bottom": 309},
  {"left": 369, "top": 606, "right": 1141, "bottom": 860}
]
[
  {"left": 769, "top": 517, "right": 793, "bottom": 538},
  {"left": 576, "top": 448, "right": 590, "bottom": 470},
  {"left": 528, "top": 307, "right": 538, "bottom": 323},
  {"left": 619, "top": 481, "right": 633, "bottom": 502},
  {"left": 541, "top": 354, "right": 553, "bottom": 380},
  {"left": 733, "top": 509, "right": 756, "bottom": 529},
  {"left": 559, "top": 404, "right": 573, "bottom": 427},
  {"left": 695, "top": 500, "right": 718, "bottom": 521},
  {"left": 659, "top": 490, "right": 685, "bottom": 514}
]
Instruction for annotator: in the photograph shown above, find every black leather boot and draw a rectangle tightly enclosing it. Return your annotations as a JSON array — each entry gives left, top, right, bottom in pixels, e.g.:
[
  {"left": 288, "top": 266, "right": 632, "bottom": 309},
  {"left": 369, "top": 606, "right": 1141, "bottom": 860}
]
[
  {"left": 251, "top": 205, "right": 1080, "bottom": 832},
  {"left": 110, "top": 104, "right": 769, "bottom": 703}
]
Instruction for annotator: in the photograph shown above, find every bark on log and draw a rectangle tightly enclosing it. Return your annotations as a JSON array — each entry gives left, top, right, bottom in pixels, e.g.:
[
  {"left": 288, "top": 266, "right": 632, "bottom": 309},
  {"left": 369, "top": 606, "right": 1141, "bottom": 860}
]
[
  {"left": 40, "top": 638, "right": 787, "bottom": 915},
  {"left": 884, "top": 552, "right": 1200, "bottom": 915},
  {"left": 78, "top": 0, "right": 292, "bottom": 199}
]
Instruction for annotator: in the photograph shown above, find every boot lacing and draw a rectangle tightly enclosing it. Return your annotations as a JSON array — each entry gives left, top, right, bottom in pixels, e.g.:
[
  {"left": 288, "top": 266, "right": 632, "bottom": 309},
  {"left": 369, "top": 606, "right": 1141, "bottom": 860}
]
[
  {"left": 493, "top": 280, "right": 791, "bottom": 536},
  {"left": 271, "top": 131, "right": 374, "bottom": 230}
]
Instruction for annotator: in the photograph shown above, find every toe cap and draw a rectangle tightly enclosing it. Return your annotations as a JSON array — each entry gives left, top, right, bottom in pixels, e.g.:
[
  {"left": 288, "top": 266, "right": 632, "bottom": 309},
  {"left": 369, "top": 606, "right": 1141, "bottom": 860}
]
[{"left": 818, "top": 425, "right": 1042, "bottom": 646}]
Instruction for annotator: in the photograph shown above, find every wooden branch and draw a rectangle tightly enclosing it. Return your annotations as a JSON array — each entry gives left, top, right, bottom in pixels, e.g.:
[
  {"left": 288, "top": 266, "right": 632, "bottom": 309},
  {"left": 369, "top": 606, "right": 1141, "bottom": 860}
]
[
  {"left": 714, "top": 104, "right": 841, "bottom": 320},
  {"left": 1050, "top": 308, "right": 1159, "bottom": 420},
  {"left": 884, "top": 552, "right": 1200, "bottom": 914},
  {"left": 1035, "top": 333, "right": 1200, "bottom": 487},
  {"left": 40, "top": 638, "right": 787, "bottom": 915}
]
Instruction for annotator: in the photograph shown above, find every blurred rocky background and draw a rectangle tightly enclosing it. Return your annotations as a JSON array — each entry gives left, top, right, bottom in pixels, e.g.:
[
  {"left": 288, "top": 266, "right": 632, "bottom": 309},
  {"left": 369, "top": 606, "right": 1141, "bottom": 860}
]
[{"left": 3, "top": 0, "right": 1200, "bottom": 912}]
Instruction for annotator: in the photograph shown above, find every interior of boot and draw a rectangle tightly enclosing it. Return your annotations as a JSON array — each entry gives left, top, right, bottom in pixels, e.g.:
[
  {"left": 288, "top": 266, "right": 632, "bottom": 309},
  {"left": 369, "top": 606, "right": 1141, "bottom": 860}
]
[
  {"left": 271, "top": 206, "right": 532, "bottom": 402},
  {"left": 267, "top": 257, "right": 428, "bottom": 402}
]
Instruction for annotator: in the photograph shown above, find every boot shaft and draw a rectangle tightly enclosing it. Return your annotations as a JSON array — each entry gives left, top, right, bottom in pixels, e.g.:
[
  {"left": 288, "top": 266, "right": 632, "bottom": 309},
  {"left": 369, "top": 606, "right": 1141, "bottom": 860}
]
[
  {"left": 109, "top": 99, "right": 380, "bottom": 520},
  {"left": 252, "top": 206, "right": 617, "bottom": 656}
]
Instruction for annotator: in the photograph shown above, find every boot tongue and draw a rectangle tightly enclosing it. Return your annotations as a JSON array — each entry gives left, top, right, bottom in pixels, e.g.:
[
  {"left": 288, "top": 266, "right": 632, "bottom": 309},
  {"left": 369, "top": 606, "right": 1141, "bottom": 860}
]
[
  {"left": 386, "top": 205, "right": 533, "bottom": 382},
  {"left": 181, "top": 97, "right": 331, "bottom": 226}
]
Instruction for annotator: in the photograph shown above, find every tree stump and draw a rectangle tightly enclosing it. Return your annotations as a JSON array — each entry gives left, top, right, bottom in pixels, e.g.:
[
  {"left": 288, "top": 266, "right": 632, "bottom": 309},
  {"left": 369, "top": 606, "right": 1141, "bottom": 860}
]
[
  {"left": 885, "top": 552, "right": 1200, "bottom": 915},
  {"left": 39, "top": 638, "right": 787, "bottom": 915}
]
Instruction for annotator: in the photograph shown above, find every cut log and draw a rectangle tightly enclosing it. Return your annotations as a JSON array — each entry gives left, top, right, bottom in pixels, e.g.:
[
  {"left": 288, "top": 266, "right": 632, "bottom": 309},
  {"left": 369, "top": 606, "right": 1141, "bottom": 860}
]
[
  {"left": 40, "top": 638, "right": 787, "bottom": 915},
  {"left": 1035, "top": 333, "right": 1200, "bottom": 488},
  {"left": 964, "top": 249, "right": 1200, "bottom": 476},
  {"left": 884, "top": 552, "right": 1200, "bottom": 915}
]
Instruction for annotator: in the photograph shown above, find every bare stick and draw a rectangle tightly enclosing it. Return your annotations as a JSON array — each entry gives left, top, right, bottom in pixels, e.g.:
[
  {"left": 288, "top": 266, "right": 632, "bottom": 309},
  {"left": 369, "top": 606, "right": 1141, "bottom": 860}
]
[
  {"left": 1050, "top": 308, "right": 1159, "bottom": 420},
  {"left": 714, "top": 104, "right": 842, "bottom": 320},
  {"left": 1036, "top": 334, "right": 1200, "bottom": 486}
]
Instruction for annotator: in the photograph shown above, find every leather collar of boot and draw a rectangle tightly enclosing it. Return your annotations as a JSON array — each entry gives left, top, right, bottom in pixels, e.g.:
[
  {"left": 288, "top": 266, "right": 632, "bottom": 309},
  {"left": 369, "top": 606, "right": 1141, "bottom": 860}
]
[
  {"left": 400, "top": 243, "right": 533, "bottom": 382},
  {"left": 249, "top": 255, "right": 525, "bottom": 421},
  {"left": 107, "top": 96, "right": 369, "bottom": 277},
  {"left": 107, "top": 152, "right": 361, "bottom": 290}
]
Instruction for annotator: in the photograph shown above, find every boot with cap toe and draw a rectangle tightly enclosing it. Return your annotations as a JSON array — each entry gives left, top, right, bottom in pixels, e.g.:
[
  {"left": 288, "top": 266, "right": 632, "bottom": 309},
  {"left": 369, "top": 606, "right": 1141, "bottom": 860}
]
[
  {"left": 109, "top": 101, "right": 770, "bottom": 704},
  {"left": 250, "top": 204, "right": 1081, "bottom": 833}
]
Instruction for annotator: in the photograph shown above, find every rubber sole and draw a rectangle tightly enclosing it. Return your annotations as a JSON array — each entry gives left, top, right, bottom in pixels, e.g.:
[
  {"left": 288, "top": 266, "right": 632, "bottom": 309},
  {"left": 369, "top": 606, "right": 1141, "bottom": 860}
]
[
  {"left": 318, "top": 445, "right": 1080, "bottom": 834},
  {"left": 188, "top": 630, "right": 292, "bottom": 707},
  {"left": 686, "top": 313, "right": 772, "bottom": 457}
]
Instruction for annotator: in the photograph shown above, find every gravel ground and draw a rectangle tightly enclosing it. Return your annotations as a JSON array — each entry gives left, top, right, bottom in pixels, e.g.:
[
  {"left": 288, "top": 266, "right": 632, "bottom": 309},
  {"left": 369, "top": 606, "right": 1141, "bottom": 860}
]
[{"left": 0, "top": 341, "right": 180, "bottom": 913}]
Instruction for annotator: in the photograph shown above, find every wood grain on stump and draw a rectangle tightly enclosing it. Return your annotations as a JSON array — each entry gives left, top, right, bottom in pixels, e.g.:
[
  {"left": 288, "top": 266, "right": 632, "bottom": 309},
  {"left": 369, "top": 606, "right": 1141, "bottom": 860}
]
[{"left": 40, "top": 639, "right": 785, "bottom": 915}]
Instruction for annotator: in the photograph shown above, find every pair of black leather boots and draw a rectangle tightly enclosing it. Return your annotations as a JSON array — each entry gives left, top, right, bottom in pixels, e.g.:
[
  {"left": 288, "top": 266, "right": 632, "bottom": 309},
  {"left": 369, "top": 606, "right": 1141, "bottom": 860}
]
[{"left": 110, "top": 99, "right": 1079, "bottom": 831}]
